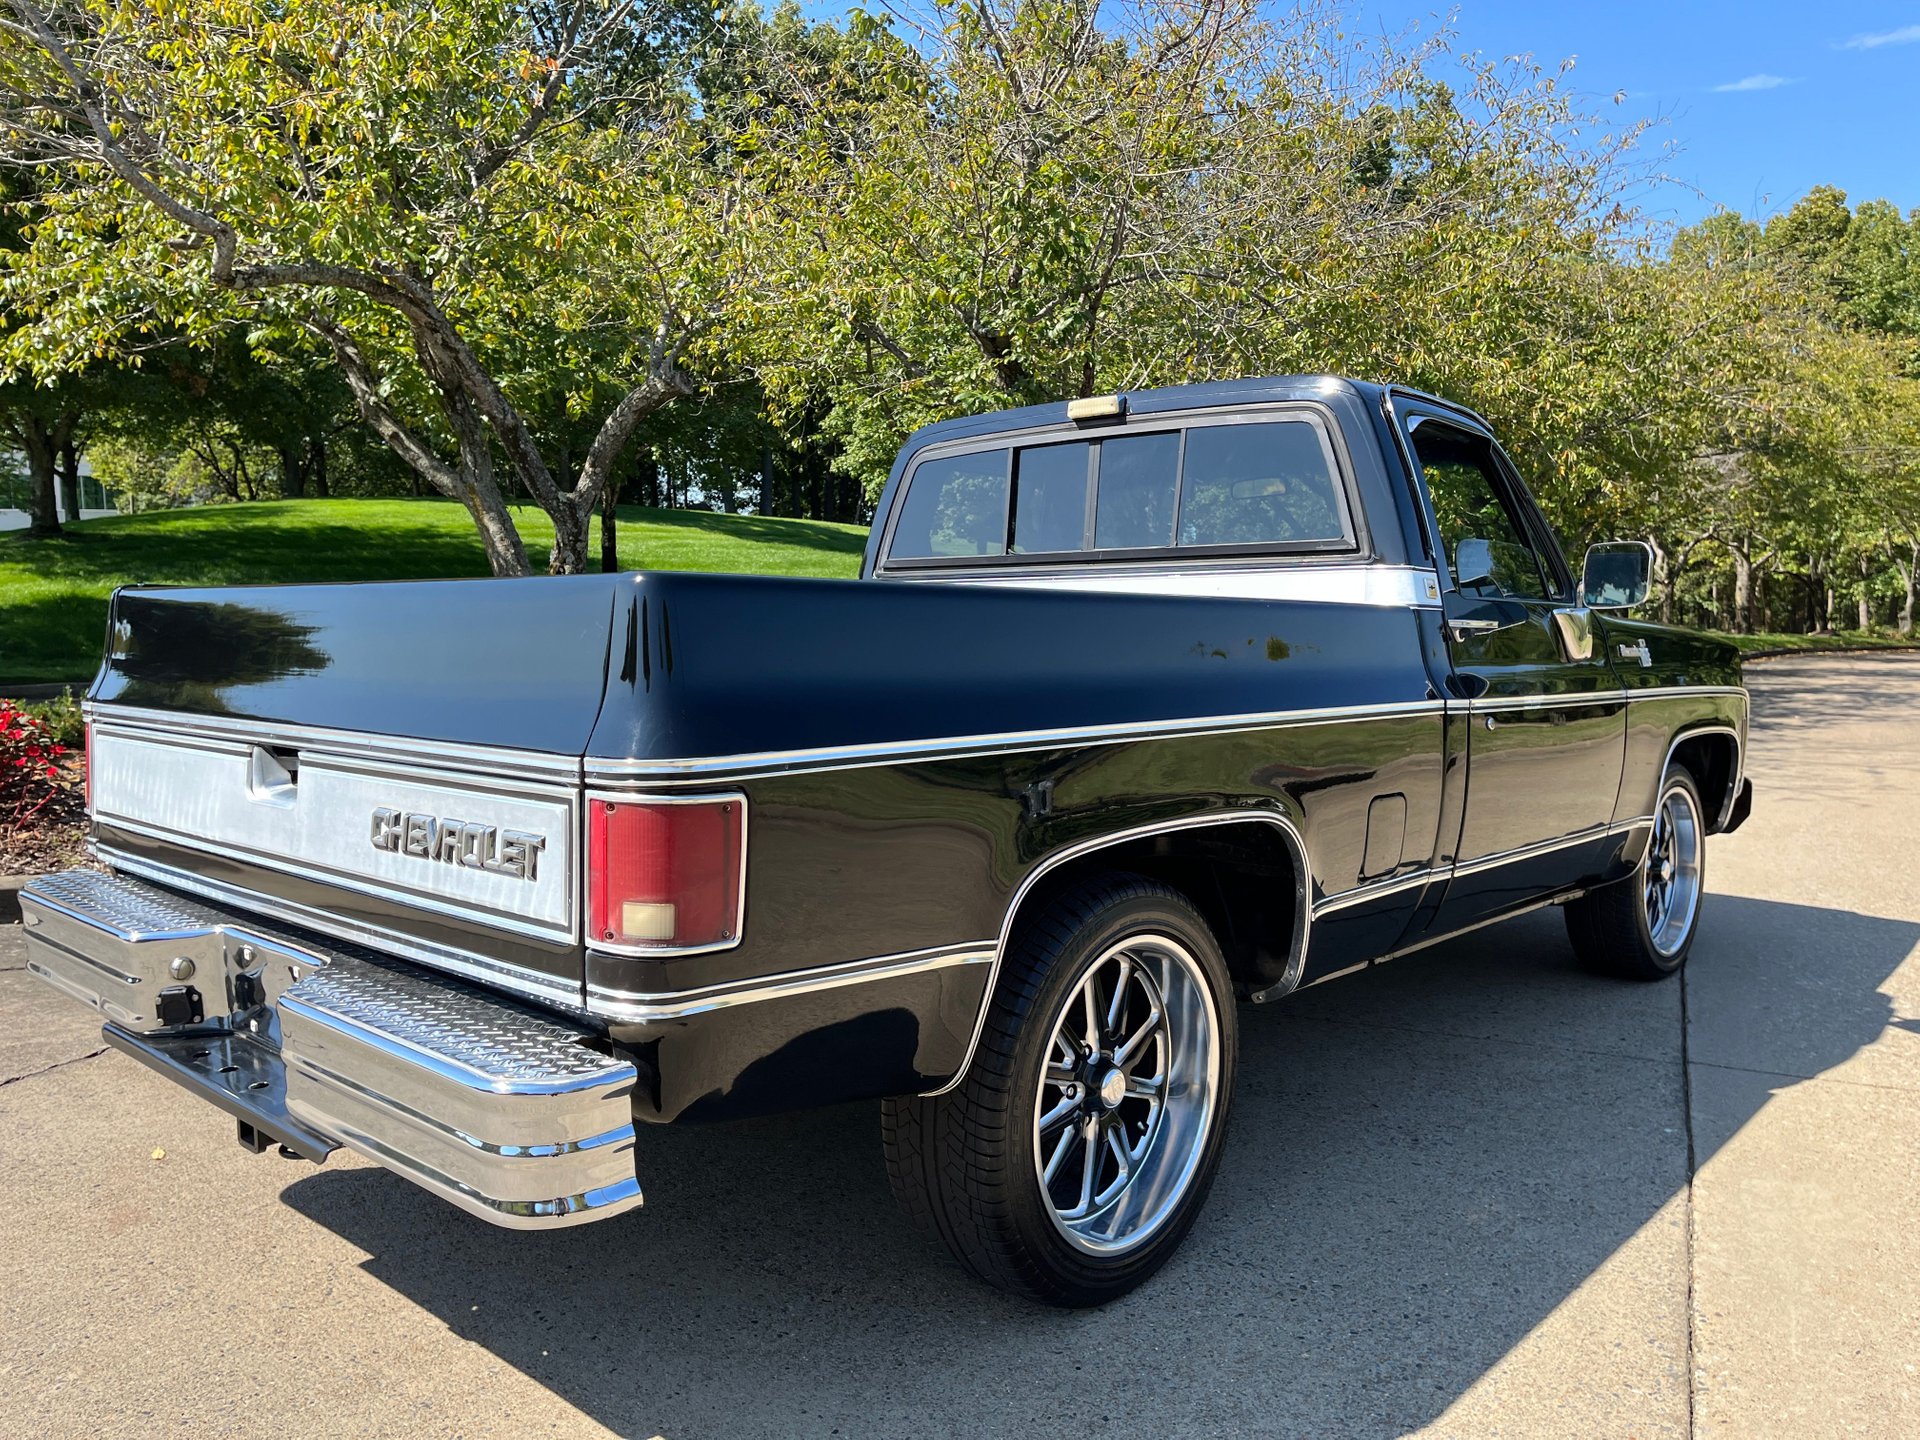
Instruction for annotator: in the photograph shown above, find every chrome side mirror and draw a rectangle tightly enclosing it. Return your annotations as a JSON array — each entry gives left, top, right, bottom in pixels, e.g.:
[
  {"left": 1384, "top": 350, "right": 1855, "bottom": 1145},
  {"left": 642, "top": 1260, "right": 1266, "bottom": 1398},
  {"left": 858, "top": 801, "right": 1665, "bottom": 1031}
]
[{"left": 1580, "top": 541, "right": 1653, "bottom": 610}]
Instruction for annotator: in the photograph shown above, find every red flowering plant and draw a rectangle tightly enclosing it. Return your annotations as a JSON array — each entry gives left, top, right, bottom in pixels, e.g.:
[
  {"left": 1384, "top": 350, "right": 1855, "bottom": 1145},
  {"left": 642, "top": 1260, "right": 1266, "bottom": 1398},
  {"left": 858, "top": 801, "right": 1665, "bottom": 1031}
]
[{"left": 1, "top": 701, "right": 86, "bottom": 871}]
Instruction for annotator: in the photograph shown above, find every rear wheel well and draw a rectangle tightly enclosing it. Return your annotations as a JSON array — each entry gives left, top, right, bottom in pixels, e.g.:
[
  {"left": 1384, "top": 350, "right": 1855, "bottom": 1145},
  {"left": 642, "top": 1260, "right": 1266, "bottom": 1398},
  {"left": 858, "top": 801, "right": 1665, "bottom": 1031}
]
[
  {"left": 1668, "top": 729, "right": 1738, "bottom": 828},
  {"left": 1008, "top": 819, "right": 1305, "bottom": 995}
]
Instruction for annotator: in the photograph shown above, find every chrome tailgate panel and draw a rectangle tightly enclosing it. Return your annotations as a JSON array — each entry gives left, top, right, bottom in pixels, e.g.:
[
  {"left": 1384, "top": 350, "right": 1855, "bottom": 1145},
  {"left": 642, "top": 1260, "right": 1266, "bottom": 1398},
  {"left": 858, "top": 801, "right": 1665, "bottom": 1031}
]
[{"left": 90, "top": 720, "right": 579, "bottom": 944}]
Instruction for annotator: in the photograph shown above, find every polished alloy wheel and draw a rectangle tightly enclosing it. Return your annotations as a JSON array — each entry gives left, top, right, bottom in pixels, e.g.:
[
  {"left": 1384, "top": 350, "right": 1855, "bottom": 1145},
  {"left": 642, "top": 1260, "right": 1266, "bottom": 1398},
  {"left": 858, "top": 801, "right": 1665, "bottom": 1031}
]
[
  {"left": 1643, "top": 780, "right": 1703, "bottom": 956},
  {"left": 1033, "top": 934, "right": 1221, "bottom": 1255}
]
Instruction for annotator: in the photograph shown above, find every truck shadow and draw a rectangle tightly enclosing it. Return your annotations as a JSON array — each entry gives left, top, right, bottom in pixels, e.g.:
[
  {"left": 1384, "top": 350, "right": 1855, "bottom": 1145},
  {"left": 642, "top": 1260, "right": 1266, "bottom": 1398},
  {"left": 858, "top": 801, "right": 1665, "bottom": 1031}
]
[{"left": 282, "top": 894, "right": 1917, "bottom": 1439}]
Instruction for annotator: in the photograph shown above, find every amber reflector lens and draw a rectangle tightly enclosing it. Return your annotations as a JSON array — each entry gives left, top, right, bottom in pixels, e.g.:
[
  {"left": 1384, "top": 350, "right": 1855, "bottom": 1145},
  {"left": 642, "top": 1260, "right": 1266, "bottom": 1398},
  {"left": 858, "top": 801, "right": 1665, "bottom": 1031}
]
[{"left": 587, "top": 798, "right": 743, "bottom": 950}]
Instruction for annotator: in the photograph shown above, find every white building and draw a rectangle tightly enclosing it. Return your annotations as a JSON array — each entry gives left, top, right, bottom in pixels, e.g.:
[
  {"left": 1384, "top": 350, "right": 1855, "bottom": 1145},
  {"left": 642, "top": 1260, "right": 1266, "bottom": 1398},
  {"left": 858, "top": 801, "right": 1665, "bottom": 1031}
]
[{"left": 0, "top": 452, "right": 119, "bottom": 531}]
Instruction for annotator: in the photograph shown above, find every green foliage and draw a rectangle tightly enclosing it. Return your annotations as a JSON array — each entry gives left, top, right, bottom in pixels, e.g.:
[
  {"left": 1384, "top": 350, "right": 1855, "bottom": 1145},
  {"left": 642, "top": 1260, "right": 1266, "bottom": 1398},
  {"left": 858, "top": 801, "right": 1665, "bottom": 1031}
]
[
  {"left": 13, "top": 691, "right": 82, "bottom": 748},
  {"left": 1, "top": 0, "right": 764, "bottom": 573},
  {"left": 1, "top": 0, "right": 1916, "bottom": 634}
]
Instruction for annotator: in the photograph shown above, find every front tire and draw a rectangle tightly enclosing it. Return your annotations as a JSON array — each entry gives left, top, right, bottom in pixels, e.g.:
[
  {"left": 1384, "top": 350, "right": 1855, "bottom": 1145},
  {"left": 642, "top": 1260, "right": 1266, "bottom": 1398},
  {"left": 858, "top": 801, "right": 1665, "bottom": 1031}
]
[
  {"left": 1564, "top": 766, "right": 1707, "bottom": 980},
  {"left": 882, "top": 876, "right": 1238, "bottom": 1307}
]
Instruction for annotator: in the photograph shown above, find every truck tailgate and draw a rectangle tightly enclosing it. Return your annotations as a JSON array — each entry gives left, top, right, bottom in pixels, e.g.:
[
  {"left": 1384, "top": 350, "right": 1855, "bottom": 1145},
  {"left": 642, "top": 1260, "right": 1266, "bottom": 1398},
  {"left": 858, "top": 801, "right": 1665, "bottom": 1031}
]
[{"left": 85, "top": 575, "right": 625, "bottom": 1005}]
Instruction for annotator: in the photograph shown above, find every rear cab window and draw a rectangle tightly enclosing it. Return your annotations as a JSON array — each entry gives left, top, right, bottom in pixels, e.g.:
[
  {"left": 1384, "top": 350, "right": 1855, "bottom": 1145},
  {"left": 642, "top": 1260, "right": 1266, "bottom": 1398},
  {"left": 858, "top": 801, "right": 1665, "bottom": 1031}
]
[{"left": 881, "top": 408, "right": 1359, "bottom": 568}]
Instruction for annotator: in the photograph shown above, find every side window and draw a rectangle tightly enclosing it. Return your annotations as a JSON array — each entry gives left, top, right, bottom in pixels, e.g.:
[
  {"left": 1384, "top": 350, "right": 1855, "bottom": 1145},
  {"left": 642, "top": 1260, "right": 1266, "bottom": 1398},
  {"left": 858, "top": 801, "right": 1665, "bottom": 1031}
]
[
  {"left": 1010, "top": 442, "right": 1091, "bottom": 555},
  {"left": 1178, "top": 420, "right": 1347, "bottom": 547},
  {"left": 889, "top": 449, "right": 1010, "bottom": 559},
  {"left": 1407, "top": 420, "right": 1550, "bottom": 601},
  {"left": 1093, "top": 433, "right": 1181, "bottom": 550}
]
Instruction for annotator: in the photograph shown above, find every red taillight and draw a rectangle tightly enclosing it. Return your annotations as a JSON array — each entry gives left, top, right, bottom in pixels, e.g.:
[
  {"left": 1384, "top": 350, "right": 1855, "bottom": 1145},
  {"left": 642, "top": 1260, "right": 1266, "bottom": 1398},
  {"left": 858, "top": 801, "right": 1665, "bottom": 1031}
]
[
  {"left": 84, "top": 721, "right": 92, "bottom": 815},
  {"left": 586, "top": 796, "right": 745, "bottom": 951}
]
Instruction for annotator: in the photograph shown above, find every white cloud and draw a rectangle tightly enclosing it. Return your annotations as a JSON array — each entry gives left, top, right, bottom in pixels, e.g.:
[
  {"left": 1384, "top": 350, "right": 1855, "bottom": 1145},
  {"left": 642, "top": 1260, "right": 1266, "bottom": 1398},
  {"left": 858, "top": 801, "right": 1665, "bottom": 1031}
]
[
  {"left": 1839, "top": 24, "right": 1920, "bottom": 49},
  {"left": 1712, "top": 73, "right": 1795, "bottom": 92}
]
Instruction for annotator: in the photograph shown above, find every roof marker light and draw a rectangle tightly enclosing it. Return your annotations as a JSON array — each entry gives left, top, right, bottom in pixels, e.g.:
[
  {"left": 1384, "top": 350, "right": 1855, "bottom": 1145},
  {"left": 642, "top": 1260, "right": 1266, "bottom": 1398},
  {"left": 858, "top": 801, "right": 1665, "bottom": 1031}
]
[{"left": 1066, "top": 394, "right": 1126, "bottom": 422}]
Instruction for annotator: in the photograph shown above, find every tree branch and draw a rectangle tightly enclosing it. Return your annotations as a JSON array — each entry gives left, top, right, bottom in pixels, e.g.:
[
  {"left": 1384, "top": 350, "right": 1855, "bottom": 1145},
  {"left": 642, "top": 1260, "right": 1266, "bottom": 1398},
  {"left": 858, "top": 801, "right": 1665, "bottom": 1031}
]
[
  {"left": 302, "top": 314, "right": 463, "bottom": 498},
  {"left": 7, "top": 0, "right": 237, "bottom": 279},
  {"left": 574, "top": 326, "right": 697, "bottom": 506}
]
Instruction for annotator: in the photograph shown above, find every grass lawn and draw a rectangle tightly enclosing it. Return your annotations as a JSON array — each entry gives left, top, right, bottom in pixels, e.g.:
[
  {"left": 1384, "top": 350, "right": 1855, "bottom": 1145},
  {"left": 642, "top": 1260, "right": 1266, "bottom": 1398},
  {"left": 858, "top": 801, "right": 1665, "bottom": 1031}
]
[
  {"left": 0, "top": 497, "right": 868, "bottom": 684},
  {"left": 1715, "top": 629, "right": 1920, "bottom": 657}
]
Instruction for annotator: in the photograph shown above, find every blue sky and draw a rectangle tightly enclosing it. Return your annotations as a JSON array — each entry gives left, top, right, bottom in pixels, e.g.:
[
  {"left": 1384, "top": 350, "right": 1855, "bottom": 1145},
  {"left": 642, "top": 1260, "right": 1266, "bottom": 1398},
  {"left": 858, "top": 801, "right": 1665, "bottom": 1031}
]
[
  {"left": 1358, "top": 1, "right": 1920, "bottom": 226},
  {"left": 800, "top": 2, "right": 1917, "bottom": 230}
]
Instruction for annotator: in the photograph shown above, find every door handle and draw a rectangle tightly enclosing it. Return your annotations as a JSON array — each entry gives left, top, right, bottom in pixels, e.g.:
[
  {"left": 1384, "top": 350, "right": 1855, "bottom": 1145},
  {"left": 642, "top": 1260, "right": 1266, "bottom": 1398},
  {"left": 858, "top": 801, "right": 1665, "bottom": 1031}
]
[{"left": 1448, "top": 617, "right": 1503, "bottom": 642}]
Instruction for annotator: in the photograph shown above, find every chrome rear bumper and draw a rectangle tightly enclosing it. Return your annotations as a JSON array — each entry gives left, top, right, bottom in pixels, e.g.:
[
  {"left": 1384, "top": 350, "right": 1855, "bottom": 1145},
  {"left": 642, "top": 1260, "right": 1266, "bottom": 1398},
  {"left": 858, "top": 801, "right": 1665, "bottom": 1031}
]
[{"left": 19, "top": 869, "right": 642, "bottom": 1229}]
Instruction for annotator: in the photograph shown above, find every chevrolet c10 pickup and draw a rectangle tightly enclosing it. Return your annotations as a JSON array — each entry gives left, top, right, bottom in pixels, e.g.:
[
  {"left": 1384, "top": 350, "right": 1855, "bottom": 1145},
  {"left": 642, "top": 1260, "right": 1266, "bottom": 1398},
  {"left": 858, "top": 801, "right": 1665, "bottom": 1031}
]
[{"left": 20, "top": 376, "right": 1751, "bottom": 1306}]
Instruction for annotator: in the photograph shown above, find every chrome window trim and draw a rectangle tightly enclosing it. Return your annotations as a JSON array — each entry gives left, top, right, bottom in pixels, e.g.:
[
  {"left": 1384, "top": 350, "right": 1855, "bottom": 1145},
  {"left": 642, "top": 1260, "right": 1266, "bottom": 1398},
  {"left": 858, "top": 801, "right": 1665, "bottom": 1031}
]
[
  {"left": 579, "top": 789, "right": 750, "bottom": 958},
  {"left": 875, "top": 398, "right": 1370, "bottom": 574},
  {"left": 899, "top": 562, "right": 1444, "bottom": 609},
  {"left": 83, "top": 704, "right": 583, "bottom": 784},
  {"left": 586, "top": 697, "right": 1448, "bottom": 786},
  {"left": 586, "top": 941, "right": 994, "bottom": 1023},
  {"left": 91, "top": 843, "right": 587, "bottom": 1011},
  {"left": 921, "top": 808, "right": 1313, "bottom": 1099}
]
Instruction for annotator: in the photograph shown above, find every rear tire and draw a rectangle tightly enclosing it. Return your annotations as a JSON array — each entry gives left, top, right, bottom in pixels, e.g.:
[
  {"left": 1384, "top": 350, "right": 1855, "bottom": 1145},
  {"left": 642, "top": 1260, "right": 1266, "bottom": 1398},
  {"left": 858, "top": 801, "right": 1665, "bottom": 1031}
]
[
  {"left": 882, "top": 875, "right": 1237, "bottom": 1307},
  {"left": 1564, "top": 766, "right": 1707, "bottom": 981}
]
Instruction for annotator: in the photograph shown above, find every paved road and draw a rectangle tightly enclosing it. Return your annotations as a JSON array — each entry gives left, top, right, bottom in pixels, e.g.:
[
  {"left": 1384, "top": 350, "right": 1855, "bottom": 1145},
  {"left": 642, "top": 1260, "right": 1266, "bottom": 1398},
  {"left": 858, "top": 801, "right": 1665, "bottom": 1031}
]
[{"left": 1, "top": 654, "right": 1916, "bottom": 1439}]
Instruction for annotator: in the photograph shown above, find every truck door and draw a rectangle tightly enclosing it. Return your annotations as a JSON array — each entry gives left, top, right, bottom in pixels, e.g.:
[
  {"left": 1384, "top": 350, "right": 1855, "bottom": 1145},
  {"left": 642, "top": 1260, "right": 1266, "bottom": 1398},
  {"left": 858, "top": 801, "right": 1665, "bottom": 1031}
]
[{"left": 1399, "top": 411, "right": 1627, "bottom": 931}]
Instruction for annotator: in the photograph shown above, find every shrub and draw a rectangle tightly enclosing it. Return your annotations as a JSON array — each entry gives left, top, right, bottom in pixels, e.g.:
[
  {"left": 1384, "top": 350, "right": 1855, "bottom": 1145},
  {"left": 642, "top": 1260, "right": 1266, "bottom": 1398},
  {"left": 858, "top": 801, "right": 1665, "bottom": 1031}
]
[
  {"left": 15, "top": 693, "right": 84, "bottom": 750},
  {"left": 2, "top": 700, "right": 79, "bottom": 835}
]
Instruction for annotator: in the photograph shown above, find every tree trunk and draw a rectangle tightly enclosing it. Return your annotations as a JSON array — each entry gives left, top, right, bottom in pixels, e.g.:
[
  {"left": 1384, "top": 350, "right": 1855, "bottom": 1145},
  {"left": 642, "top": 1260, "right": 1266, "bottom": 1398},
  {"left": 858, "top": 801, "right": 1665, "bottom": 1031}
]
[
  {"left": 20, "top": 417, "right": 61, "bottom": 537},
  {"left": 547, "top": 496, "right": 593, "bottom": 575},
  {"left": 1649, "top": 538, "right": 1674, "bottom": 624},
  {"left": 57, "top": 437, "right": 82, "bottom": 522},
  {"left": 278, "top": 443, "right": 308, "bottom": 498},
  {"left": 457, "top": 484, "right": 531, "bottom": 576},
  {"left": 1730, "top": 545, "right": 1752, "bottom": 634},
  {"left": 600, "top": 472, "right": 622, "bottom": 574},
  {"left": 310, "top": 435, "right": 330, "bottom": 497},
  {"left": 1858, "top": 555, "right": 1873, "bottom": 632}
]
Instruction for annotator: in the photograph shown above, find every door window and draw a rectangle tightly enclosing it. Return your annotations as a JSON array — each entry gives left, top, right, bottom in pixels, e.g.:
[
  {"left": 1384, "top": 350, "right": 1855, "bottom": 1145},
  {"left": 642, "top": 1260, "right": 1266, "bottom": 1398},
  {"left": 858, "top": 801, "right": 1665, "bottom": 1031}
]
[{"left": 1407, "top": 420, "right": 1552, "bottom": 601}]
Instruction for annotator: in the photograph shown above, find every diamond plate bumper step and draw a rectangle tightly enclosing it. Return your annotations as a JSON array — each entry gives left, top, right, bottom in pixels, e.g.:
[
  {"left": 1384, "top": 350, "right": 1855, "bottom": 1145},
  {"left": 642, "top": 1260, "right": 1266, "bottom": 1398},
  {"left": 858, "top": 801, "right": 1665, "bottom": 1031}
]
[{"left": 21, "top": 869, "right": 642, "bottom": 1229}]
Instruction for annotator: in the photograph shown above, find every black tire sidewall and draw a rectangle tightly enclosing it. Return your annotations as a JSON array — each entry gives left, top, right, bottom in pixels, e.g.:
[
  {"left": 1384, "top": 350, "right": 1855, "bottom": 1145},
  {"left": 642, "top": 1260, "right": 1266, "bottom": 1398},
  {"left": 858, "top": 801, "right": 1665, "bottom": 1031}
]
[
  {"left": 1636, "top": 768, "right": 1707, "bottom": 973},
  {"left": 995, "top": 884, "right": 1238, "bottom": 1301}
]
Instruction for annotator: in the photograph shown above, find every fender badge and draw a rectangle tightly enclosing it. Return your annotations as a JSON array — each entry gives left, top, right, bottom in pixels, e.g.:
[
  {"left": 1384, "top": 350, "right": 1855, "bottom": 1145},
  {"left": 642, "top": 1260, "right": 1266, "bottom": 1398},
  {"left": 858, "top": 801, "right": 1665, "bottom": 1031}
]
[{"left": 1617, "top": 639, "right": 1653, "bottom": 668}]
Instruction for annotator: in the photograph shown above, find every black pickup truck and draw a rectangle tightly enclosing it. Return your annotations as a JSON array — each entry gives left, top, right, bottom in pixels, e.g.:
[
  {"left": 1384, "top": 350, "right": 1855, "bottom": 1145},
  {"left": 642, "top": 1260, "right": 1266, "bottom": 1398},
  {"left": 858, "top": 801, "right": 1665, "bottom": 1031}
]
[{"left": 21, "top": 376, "right": 1750, "bottom": 1305}]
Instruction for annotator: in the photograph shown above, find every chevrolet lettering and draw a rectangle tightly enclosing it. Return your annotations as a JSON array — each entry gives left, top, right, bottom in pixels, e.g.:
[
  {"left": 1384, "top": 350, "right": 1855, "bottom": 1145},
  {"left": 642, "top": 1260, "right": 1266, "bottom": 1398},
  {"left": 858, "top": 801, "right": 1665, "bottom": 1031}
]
[
  {"left": 368, "top": 806, "right": 547, "bottom": 881},
  {"left": 19, "top": 376, "right": 1752, "bottom": 1307}
]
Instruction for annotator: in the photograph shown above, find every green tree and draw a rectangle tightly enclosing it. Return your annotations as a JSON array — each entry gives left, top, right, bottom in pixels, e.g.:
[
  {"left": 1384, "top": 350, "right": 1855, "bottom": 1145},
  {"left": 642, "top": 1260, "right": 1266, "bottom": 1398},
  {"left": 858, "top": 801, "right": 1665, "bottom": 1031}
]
[{"left": 1, "top": 0, "right": 759, "bottom": 574}]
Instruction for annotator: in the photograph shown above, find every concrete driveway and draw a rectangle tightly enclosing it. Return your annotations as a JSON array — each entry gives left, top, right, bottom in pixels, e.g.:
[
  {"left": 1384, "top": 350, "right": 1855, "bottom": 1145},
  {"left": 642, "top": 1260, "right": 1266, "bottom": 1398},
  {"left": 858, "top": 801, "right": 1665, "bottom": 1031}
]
[{"left": 1, "top": 653, "right": 1915, "bottom": 1438}]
